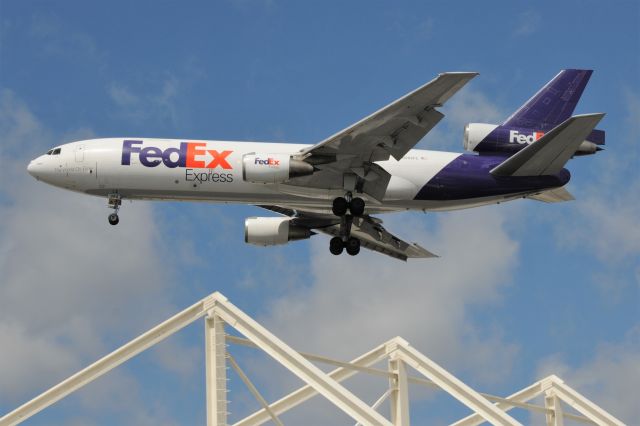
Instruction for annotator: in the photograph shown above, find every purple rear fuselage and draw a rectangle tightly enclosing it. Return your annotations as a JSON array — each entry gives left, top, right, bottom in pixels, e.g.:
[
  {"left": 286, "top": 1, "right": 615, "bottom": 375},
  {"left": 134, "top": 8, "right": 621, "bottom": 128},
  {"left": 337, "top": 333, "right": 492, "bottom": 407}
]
[{"left": 414, "top": 153, "right": 570, "bottom": 201}]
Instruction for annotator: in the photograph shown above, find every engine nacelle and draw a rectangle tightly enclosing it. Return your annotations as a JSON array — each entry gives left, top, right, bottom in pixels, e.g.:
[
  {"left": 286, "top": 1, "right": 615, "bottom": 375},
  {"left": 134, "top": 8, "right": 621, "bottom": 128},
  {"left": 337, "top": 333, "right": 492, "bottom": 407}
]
[
  {"left": 242, "top": 153, "right": 314, "bottom": 184},
  {"left": 244, "top": 217, "right": 313, "bottom": 246},
  {"left": 463, "top": 123, "right": 499, "bottom": 152}
]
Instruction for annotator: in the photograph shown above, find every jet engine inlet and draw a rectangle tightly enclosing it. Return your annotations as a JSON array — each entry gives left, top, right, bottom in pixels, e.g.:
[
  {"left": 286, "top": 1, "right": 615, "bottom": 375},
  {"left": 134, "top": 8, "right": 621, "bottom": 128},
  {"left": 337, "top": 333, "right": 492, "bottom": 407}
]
[{"left": 244, "top": 217, "right": 313, "bottom": 246}]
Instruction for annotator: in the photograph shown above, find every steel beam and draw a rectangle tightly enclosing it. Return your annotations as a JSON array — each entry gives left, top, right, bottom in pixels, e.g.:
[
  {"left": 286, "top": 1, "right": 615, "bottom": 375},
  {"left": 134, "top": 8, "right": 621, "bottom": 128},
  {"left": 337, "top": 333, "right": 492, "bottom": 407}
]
[
  {"left": 548, "top": 376, "right": 624, "bottom": 426},
  {"left": 392, "top": 338, "right": 522, "bottom": 426},
  {"left": 234, "top": 342, "right": 388, "bottom": 426},
  {"left": 227, "top": 355, "right": 283, "bottom": 426},
  {"left": 206, "top": 313, "right": 228, "bottom": 426},
  {"left": 1, "top": 292, "right": 624, "bottom": 426},
  {"left": 0, "top": 295, "right": 216, "bottom": 426},
  {"left": 211, "top": 295, "right": 393, "bottom": 426}
]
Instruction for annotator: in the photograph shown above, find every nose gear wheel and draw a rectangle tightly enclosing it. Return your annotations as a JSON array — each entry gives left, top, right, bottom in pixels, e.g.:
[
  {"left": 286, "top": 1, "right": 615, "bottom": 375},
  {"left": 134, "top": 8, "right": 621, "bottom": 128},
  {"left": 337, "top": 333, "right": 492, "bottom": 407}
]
[{"left": 107, "top": 193, "right": 122, "bottom": 226}]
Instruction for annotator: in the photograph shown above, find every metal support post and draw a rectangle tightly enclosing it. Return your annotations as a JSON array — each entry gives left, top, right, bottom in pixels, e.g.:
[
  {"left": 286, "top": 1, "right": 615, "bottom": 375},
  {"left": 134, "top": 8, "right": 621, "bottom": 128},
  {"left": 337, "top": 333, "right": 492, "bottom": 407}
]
[
  {"left": 544, "top": 391, "right": 564, "bottom": 426},
  {"left": 206, "top": 312, "right": 227, "bottom": 426},
  {"left": 388, "top": 356, "right": 410, "bottom": 426}
]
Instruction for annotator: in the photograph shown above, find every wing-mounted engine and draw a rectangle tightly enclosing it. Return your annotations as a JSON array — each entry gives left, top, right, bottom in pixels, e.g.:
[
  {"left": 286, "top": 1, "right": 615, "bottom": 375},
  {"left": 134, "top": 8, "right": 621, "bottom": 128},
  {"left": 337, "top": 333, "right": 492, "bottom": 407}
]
[
  {"left": 244, "top": 217, "right": 314, "bottom": 246},
  {"left": 242, "top": 153, "right": 314, "bottom": 184},
  {"left": 463, "top": 123, "right": 604, "bottom": 156}
]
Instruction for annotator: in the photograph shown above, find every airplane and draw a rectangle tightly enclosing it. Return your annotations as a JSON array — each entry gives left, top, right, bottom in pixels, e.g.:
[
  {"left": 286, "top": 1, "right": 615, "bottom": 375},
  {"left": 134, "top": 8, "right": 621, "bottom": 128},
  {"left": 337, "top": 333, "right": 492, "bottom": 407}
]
[{"left": 27, "top": 69, "right": 605, "bottom": 261}]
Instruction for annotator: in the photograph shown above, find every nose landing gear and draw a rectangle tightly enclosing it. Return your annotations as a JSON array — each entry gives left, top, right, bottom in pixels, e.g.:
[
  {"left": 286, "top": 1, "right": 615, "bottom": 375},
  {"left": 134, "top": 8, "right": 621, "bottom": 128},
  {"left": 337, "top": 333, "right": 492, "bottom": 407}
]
[
  {"left": 107, "top": 193, "right": 121, "bottom": 226},
  {"left": 329, "top": 192, "right": 364, "bottom": 256}
]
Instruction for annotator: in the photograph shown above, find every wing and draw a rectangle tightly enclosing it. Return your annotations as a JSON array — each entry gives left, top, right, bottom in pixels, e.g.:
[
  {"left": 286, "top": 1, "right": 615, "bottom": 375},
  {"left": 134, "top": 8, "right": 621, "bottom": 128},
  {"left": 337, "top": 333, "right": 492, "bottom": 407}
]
[
  {"left": 290, "top": 72, "right": 478, "bottom": 201},
  {"left": 260, "top": 206, "right": 437, "bottom": 261}
]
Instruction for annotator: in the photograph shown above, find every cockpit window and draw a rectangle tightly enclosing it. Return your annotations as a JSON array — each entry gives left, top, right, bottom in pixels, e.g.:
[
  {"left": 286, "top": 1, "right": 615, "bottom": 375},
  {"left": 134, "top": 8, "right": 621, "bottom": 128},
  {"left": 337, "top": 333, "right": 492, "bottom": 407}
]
[
  {"left": 46, "top": 149, "right": 53, "bottom": 155},
  {"left": 52, "top": 148, "right": 61, "bottom": 155}
]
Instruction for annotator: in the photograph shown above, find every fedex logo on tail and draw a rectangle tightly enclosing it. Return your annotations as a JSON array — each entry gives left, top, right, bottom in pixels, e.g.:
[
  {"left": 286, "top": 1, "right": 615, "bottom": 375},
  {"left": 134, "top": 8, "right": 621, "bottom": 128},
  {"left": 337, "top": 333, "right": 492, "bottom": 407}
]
[
  {"left": 121, "top": 140, "right": 232, "bottom": 169},
  {"left": 509, "top": 130, "right": 545, "bottom": 144}
]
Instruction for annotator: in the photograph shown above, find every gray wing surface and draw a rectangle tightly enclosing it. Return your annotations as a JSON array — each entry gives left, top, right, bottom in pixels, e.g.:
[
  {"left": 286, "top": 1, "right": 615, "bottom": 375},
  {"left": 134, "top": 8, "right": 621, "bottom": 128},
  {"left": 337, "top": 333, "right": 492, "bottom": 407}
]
[
  {"left": 259, "top": 206, "right": 437, "bottom": 261},
  {"left": 289, "top": 72, "right": 478, "bottom": 201}
]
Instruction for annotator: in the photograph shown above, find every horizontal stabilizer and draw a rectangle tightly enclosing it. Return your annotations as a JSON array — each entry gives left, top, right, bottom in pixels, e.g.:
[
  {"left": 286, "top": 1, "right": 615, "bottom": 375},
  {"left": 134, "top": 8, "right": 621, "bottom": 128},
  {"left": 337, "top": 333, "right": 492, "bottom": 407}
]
[
  {"left": 490, "top": 113, "right": 605, "bottom": 177},
  {"left": 588, "top": 128, "right": 605, "bottom": 145},
  {"left": 527, "top": 186, "right": 575, "bottom": 203}
]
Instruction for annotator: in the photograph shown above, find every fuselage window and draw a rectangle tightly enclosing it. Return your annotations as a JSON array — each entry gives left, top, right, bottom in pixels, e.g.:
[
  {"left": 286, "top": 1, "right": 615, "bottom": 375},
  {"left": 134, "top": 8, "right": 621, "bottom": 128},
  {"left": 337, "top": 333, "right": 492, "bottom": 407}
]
[{"left": 52, "top": 148, "right": 61, "bottom": 155}]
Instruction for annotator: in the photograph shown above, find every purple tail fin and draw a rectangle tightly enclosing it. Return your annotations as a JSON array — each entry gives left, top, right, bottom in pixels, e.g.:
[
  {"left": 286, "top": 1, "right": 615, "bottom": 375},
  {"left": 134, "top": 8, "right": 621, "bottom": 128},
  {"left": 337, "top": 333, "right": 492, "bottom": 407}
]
[{"left": 502, "top": 69, "right": 593, "bottom": 131}]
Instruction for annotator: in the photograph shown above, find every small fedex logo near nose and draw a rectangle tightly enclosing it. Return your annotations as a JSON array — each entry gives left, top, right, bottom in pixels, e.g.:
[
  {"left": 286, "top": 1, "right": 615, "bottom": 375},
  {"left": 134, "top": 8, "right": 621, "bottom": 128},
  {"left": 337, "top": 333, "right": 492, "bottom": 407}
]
[
  {"left": 254, "top": 157, "right": 280, "bottom": 166},
  {"left": 121, "top": 140, "right": 232, "bottom": 169}
]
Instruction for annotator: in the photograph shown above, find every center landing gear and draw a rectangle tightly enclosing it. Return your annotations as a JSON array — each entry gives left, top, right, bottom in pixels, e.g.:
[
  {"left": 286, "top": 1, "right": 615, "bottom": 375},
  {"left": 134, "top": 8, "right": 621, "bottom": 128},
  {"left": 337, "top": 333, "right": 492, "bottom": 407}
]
[
  {"left": 331, "top": 194, "right": 365, "bottom": 217},
  {"left": 107, "top": 193, "right": 121, "bottom": 226},
  {"left": 329, "top": 192, "right": 364, "bottom": 256},
  {"left": 329, "top": 236, "right": 361, "bottom": 256}
]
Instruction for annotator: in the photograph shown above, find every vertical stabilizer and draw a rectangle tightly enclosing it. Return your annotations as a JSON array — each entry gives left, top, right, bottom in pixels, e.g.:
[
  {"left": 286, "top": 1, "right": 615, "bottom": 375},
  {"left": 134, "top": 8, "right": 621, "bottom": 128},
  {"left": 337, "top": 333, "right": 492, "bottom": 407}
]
[{"left": 502, "top": 69, "right": 592, "bottom": 131}]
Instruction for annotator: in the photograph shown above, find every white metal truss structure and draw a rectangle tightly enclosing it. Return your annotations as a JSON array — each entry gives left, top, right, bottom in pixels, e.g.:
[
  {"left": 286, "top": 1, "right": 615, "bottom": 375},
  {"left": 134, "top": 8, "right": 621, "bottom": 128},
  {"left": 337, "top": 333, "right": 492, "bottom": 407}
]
[{"left": 0, "top": 291, "right": 625, "bottom": 426}]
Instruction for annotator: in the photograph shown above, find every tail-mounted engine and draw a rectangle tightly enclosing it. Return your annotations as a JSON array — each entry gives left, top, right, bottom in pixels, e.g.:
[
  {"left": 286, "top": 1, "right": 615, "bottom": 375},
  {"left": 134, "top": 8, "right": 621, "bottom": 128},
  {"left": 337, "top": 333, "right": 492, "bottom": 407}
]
[
  {"left": 242, "top": 153, "right": 314, "bottom": 184},
  {"left": 463, "top": 123, "right": 605, "bottom": 156},
  {"left": 244, "top": 217, "right": 314, "bottom": 246}
]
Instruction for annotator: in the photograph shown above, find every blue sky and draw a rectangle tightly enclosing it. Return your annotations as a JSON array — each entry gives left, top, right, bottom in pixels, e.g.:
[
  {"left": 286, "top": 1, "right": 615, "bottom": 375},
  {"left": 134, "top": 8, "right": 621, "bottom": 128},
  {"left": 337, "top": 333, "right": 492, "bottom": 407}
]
[{"left": 1, "top": 1, "right": 638, "bottom": 424}]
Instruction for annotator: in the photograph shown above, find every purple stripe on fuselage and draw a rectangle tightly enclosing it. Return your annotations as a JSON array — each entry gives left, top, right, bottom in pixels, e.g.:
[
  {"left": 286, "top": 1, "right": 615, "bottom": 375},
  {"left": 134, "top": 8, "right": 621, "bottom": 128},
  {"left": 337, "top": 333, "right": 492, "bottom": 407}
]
[{"left": 414, "top": 154, "right": 570, "bottom": 201}]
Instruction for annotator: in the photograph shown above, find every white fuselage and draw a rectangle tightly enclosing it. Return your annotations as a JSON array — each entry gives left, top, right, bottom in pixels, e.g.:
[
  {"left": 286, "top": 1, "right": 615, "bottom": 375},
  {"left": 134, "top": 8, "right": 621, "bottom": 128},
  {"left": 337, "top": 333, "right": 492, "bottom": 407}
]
[{"left": 27, "top": 138, "right": 526, "bottom": 214}]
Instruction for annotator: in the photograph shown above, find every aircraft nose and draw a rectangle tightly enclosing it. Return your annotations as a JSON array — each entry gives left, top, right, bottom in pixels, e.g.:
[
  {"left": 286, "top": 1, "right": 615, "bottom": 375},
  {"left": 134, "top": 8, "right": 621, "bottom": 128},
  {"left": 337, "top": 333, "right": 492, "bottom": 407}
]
[{"left": 27, "top": 159, "right": 41, "bottom": 179}]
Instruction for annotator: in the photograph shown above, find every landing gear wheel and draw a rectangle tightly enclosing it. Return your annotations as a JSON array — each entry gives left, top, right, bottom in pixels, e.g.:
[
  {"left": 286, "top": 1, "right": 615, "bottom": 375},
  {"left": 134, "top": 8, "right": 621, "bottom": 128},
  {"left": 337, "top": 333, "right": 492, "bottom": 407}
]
[
  {"left": 107, "top": 193, "right": 122, "bottom": 226},
  {"left": 332, "top": 197, "right": 348, "bottom": 216},
  {"left": 345, "top": 237, "right": 360, "bottom": 256},
  {"left": 329, "top": 237, "right": 344, "bottom": 255},
  {"left": 108, "top": 213, "right": 119, "bottom": 226},
  {"left": 349, "top": 197, "right": 365, "bottom": 216}
]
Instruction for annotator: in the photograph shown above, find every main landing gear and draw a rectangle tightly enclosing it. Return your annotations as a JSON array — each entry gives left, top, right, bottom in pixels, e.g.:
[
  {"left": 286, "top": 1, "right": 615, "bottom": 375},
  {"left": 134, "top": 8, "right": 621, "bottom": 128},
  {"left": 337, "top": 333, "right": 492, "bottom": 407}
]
[
  {"left": 329, "top": 193, "right": 364, "bottom": 256},
  {"left": 329, "top": 236, "right": 361, "bottom": 256},
  {"left": 331, "top": 195, "right": 365, "bottom": 217},
  {"left": 107, "top": 193, "right": 121, "bottom": 226}
]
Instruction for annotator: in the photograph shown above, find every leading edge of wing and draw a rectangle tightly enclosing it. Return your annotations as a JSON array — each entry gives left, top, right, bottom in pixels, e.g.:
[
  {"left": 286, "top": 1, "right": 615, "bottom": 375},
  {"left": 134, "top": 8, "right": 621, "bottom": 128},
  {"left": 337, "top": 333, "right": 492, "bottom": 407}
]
[{"left": 299, "top": 71, "right": 479, "bottom": 157}]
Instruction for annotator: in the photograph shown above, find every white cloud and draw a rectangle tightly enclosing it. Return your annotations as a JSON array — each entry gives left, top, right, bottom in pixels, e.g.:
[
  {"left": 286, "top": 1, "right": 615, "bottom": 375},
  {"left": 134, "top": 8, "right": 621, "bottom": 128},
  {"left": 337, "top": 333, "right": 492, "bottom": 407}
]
[
  {"left": 270, "top": 208, "right": 519, "bottom": 364},
  {"left": 107, "top": 73, "right": 195, "bottom": 129},
  {"left": 422, "top": 86, "right": 505, "bottom": 151},
  {"left": 239, "top": 207, "right": 520, "bottom": 424},
  {"left": 28, "top": 13, "right": 105, "bottom": 66},
  {"left": 537, "top": 326, "right": 640, "bottom": 424},
  {"left": 513, "top": 10, "right": 541, "bottom": 37},
  {"left": 0, "top": 89, "right": 49, "bottom": 156},
  {"left": 553, "top": 90, "right": 640, "bottom": 268},
  {"left": 0, "top": 91, "right": 189, "bottom": 425},
  {"left": 0, "top": 321, "right": 79, "bottom": 397},
  {"left": 559, "top": 182, "right": 640, "bottom": 262}
]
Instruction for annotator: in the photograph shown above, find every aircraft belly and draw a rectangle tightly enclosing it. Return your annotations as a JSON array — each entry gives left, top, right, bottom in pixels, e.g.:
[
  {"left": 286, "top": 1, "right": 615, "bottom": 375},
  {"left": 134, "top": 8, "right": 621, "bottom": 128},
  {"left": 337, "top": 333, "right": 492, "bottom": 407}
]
[{"left": 413, "top": 153, "right": 570, "bottom": 201}]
